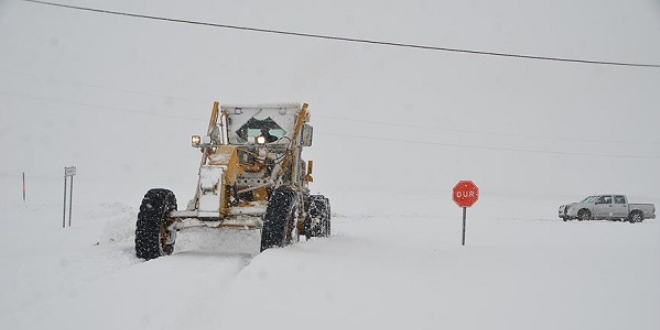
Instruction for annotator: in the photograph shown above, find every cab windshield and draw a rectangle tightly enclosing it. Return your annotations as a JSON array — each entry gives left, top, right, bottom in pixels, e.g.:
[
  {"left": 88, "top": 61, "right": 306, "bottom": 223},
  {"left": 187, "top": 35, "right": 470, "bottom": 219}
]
[{"left": 234, "top": 117, "right": 285, "bottom": 143}]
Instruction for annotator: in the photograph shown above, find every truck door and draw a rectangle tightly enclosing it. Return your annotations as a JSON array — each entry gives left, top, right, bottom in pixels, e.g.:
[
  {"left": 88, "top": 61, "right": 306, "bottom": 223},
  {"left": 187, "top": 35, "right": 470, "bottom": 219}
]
[
  {"left": 594, "top": 195, "right": 614, "bottom": 219},
  {"left": 612, "top": 195, "right": 629, "bottom": 219}
]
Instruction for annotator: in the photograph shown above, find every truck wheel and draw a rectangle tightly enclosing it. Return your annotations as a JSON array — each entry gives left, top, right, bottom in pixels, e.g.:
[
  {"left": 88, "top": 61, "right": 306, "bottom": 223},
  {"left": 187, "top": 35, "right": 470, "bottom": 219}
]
[
  {"left": 629, "top": 211, "right": 643, "bottom": 223},
  {"left": 304, "top": 195, "right": 330, "bottom": 239},
  {"left": 577, "top": 209, "right": 590, "bottom": 221},
  {"left": 261, "top": 187, "right": 296, "bottom": 251},
  {"left": 135, "top": 189, "right": 177, "bottom": 260}
]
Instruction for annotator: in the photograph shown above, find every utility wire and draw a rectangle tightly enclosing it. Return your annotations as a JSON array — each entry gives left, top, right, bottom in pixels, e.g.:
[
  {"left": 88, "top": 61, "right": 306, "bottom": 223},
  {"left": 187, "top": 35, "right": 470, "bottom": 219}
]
[
  {"left": 21, "top": 0, "right": 660, "bottom": 69},
  {"left": 6, "top": 64, "right": 659, "bottom": 146},
  {"left": 316, "top": 115, "right": 660, "bottom": 146},
  {"left": 0, "top": 90, "right": 206, "bottom": 122},
  {"left": 0, "top": 69, "right": 207, "bottom": 105},
  {"left": 318, "top": 131, "right": 660, "bottom": 160},
  {"left": 4, "top": 65, "right": 658, "bottom": 147},
  {"left": 4, "top": 90, "right": 658, "bottom": 158},
  {"left": 8, "top": 68, "right": 656, "bottom": 146}
]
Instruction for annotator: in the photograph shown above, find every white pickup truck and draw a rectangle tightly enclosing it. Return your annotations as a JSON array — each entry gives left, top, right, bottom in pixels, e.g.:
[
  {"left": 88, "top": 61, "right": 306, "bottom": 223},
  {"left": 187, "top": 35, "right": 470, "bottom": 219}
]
[{"left": 558, "top": 195, "right": 656, "bottom": 223}]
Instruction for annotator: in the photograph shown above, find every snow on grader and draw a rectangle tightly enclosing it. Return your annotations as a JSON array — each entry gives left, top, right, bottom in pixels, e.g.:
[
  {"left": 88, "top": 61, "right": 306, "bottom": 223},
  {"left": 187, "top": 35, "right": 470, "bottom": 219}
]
[{"left": 135, "top": 102, "right": 331, "bottom": 260}]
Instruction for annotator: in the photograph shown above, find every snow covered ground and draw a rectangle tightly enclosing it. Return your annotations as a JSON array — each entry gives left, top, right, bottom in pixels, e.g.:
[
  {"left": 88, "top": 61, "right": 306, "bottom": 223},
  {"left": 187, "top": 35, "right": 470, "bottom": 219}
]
[
  {"left": 1, "top": 0, "right": 659, "bottom": 329},
  {"left": 1, "top": 193, "right": 658, "bottom": 330}
]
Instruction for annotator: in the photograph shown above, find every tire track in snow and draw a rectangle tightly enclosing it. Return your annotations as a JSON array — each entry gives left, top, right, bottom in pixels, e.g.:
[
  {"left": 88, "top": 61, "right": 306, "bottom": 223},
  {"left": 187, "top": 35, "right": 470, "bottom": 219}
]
[{"left": 4, "top": 251, "right": 253, "bottom": 330}]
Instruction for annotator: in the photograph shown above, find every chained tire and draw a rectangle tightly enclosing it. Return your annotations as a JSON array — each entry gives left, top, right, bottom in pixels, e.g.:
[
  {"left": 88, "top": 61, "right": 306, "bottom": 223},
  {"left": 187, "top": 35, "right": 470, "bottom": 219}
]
[
  {"left": 304, "top": 195, "right": 331, "bottom": 240},
  {"left": 135, "top": 188, "right": 177, "bottom": 260},
  {"left": 261, "top": 187, "right": 296, "bottom": 252},
  {"left": 324, "top": 197, "right": 332, "bottom": 237}
]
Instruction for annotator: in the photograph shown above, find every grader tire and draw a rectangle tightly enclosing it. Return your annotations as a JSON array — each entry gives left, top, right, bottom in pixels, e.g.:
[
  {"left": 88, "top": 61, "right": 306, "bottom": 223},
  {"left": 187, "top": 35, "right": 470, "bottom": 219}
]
[
  {"left": 305, "top": 195, "right": 331, "bottom": 239},
  {"left": 324, "top": 197, "right": 332, "bottom": 237},
  {"left": 261, "top": 187, "right": 296, "bottom": 251},
  {"left": 135, "top": 189, "right": 177, "bottom": 260}
]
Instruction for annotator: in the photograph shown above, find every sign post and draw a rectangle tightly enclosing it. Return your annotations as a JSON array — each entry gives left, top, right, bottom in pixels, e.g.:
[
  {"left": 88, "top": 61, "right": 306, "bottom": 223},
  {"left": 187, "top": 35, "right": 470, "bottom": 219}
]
[
  {"left": 452, "top": 180, "right": 479, "bottom": 246},
  {"left": 63, "top": 166, "right": 76, "bottom": 228},
  {"left": 462, "top": 207, "right": 467, "bottom": 246}
]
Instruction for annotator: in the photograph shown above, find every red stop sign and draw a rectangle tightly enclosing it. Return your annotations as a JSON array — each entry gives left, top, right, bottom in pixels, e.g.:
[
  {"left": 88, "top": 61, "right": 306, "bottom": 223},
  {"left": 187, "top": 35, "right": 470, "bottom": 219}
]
[{"left": 453, "top": 180, "right": 479, "bottom": 208}]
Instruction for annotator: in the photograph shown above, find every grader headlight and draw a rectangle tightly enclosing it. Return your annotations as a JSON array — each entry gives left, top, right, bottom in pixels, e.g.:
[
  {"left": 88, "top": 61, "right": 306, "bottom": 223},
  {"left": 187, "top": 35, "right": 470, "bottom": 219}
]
[
  {"left": 256, "top": 135, "right": 266, "bottom": 144},
  {"left": 191, "top": 135, "right": 201, "bottom": 147}
]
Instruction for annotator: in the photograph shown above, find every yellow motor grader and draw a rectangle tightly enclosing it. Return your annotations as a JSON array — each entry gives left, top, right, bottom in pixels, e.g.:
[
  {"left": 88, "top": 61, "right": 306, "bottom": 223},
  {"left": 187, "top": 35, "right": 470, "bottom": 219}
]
[{"left": 135, "top": 102, "right": 331, "bottom": 260}]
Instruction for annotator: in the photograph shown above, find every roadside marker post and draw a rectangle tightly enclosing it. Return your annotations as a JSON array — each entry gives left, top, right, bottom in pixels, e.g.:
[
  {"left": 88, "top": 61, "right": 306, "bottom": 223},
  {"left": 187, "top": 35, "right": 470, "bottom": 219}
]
[{"left": 63, "top": 166, "right": 76, "bottom": 228}]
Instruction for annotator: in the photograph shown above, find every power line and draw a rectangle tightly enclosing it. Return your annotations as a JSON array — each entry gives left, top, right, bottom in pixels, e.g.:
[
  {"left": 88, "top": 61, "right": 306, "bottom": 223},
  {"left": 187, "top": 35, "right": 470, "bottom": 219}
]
[
  {"left": 5, "top": 64, "right": 658, "bottom": 146},
  {"left": 316, "top": 115, "right": 660, "bottom": 146},
  {"left": 4, "top": 89, "right": 657, "bottom": 159},
  {"left": 22, "top": 0, "right": 660, "bottom": 69},
  {"left": 0, "top": 90, "right": 206, "bottom": 122},
  {"left": 5, "top": 66, "right": 658, "bottom": 146},
  {"left": 5, "top": 64, "right": 658, "bottom": 147},
  {"left": 317, "top": 131, "right": 660, "bottom": 160},
  {"left": 4, "top": 89, "right": 659, "bottom": 157},
  {"left": 0, "top": 69, "right": 207, "bottom": 105}
]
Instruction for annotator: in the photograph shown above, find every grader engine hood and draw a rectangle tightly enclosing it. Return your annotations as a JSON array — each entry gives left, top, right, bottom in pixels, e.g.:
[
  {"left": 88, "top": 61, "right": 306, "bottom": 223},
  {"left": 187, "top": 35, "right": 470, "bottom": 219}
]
[{"left": 207, "top": 145, "right": 241, "bottom": 186}]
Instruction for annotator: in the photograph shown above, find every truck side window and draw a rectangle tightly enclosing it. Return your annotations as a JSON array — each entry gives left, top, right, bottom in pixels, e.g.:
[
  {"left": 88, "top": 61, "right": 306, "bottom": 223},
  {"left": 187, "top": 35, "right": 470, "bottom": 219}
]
[
  {"left": 614, "top": 196, "right": 626, "bottom": 204},
  {"left": 596, "top": 196, "right": 612, "bottom": 204}
]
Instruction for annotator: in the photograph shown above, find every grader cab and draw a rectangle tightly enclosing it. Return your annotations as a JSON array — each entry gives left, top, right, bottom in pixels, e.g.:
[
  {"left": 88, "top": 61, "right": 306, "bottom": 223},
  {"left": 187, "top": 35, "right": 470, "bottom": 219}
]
[{"left": 135, "top": 102, "right": 331, "bottom": 260}]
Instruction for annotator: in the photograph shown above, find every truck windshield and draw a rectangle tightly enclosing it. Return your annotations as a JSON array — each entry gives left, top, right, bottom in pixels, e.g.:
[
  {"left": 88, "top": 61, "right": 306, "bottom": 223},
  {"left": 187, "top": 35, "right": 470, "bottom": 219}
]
[{"left": 580, "top": 196, "right": 597, "bottom": 203}]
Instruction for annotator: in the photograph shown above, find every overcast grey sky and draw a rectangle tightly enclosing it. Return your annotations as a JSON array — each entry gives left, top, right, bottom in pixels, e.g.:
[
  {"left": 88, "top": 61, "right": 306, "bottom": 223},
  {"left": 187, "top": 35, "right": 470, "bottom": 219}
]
[{"left": 1, "top": 0, "right": 659, "bottom": 212}]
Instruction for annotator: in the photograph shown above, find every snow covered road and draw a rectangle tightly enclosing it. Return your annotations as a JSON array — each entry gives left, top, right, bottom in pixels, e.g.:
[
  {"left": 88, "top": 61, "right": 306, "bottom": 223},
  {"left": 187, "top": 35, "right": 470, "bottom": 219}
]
[
  {"left": 0, "top": 203, "right": 253, "bottom": 330},
  {"left": 1, "top": 199, "right": 658, "bottom": 330},
  {"left": 11, "top": 252, "right": 250, "bottom": 330}
]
